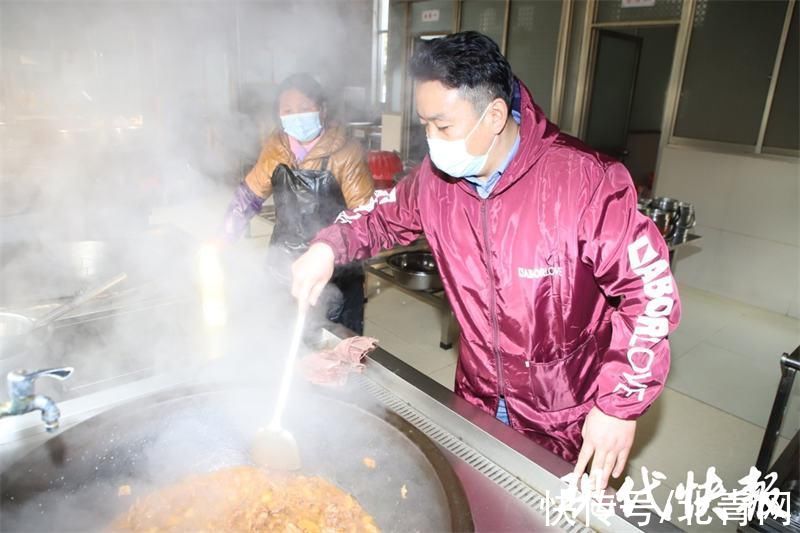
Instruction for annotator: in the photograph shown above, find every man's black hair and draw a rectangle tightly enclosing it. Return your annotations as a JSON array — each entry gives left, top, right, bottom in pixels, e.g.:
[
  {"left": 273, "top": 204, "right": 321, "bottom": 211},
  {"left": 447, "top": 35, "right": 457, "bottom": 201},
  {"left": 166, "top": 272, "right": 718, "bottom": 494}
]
[
  {"left": 410, "top": 31, "right": 514, "bottom": 112},
  {"left": 275, "top": 73, "right": 326, "bottom": 114}
]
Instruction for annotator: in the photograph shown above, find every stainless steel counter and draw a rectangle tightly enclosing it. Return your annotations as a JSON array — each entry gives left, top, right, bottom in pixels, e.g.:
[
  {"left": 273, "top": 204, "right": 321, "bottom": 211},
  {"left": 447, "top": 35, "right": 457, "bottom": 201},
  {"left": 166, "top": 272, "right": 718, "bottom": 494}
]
[{"left": 351, "top": 330, "right": 681, "bottom": 533}]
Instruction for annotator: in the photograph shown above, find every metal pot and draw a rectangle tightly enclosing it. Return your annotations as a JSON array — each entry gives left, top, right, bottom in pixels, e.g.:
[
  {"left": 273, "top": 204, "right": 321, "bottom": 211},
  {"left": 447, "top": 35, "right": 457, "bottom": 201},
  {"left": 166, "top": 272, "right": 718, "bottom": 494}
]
[
  {"left": 0, "top": 384, "right": 473, "bottom": 532},
  {"left": 675, "top": 201, "right": 696, "bottom": 228},
  {"left": 387, "top": 251, "right": 443, "bottom": 292},
  {"left": 652, "top": 197, "right": 681, "bottom": 213},
  {"left": 642, "top": 207, "right": 675, "bottom": 237},
  {"left": 671, "top": 226, "right": 690, "bottom": 246}
]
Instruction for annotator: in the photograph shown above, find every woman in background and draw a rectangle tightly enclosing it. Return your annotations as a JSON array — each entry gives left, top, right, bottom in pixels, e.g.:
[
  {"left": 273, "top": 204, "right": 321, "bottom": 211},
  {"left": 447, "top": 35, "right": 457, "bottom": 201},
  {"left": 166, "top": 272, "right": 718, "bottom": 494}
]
[{"left": 222, "top": 73, "right": 373, "bottom": 335}]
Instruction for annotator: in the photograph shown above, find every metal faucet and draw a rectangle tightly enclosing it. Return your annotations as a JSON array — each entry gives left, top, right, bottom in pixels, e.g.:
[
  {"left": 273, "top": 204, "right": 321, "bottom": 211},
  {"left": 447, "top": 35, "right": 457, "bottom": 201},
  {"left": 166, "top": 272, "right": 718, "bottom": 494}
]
[{"left": 0, "top": 367, "right": 74, "bottom": 432}]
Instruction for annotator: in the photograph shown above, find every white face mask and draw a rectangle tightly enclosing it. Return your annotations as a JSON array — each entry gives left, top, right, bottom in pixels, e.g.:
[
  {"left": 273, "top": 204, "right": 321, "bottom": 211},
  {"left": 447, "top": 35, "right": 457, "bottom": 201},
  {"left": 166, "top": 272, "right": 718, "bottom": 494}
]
[{"left": 426, "top": 104, "right": 497, "bottom": 178}]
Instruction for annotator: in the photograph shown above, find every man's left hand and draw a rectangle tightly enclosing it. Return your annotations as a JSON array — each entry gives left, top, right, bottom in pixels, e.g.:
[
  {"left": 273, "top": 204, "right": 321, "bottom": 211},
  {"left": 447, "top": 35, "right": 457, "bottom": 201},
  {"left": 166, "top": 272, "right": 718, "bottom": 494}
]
[{"left": 573, "top": 406, "right": 636, "bottom": 490}]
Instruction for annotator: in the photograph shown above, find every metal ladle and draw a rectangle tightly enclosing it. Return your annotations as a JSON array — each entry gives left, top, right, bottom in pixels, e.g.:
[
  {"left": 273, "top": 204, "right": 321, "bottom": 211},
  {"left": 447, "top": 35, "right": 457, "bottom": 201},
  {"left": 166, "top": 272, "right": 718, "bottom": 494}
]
[
  {"left": 0, "top": 273, "right": 127, "bottom": 359},
  {"left": 251, "top": 302, "right": 307, "bottom": 471}
]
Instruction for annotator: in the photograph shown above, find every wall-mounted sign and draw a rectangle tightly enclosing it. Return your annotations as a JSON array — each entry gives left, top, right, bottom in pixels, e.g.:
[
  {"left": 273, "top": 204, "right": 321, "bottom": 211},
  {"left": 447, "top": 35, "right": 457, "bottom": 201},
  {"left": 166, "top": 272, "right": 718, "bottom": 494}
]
[
  {"left": 622, "top": 0, "right": 657, "bottom": 7},
  {"left": 421, "top": 9, "right": 440, "bottom": 22}
]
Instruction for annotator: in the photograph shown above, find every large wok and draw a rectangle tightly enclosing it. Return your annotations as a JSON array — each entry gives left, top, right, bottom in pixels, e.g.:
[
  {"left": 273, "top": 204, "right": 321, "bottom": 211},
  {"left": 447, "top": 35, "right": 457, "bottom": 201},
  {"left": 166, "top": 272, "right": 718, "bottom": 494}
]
[{"left": 0, "top": 383, "right": 473, "bottom": 532}]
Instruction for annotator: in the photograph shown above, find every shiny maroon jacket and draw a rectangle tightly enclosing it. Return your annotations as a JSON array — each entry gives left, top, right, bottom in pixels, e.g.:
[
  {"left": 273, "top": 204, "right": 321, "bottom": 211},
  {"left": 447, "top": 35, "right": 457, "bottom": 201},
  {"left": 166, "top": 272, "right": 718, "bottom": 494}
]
[{"left": 314, "top": 83, "right": 680, "bottom": 462}]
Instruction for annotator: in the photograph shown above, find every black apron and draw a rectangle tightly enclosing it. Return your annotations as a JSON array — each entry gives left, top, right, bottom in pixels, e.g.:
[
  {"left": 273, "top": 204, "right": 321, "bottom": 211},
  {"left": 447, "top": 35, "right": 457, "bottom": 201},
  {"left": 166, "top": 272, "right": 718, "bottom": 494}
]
[
  {"left": 268, "top": 159, "right": 365, "bottom": 336},
  {"left": 269, "top": 158, "right": 347, "bottom": 252}
]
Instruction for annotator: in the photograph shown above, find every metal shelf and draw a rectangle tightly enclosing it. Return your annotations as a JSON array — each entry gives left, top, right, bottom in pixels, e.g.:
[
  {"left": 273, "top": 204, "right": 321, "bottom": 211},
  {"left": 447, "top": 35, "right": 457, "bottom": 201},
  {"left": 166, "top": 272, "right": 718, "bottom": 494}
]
[{"left": 364, "top": 243, "right": 457, "bottom": 350}]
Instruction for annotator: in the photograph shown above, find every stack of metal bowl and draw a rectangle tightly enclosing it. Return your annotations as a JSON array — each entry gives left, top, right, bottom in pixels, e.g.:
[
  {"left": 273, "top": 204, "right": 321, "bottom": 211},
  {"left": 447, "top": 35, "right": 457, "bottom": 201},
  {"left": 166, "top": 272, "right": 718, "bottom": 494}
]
[
  {"left": 671, "top": 200, "right": 696, "bottom": 244},
  {"left": 637, "top": 197, "right": 695, "bottom": 245}
]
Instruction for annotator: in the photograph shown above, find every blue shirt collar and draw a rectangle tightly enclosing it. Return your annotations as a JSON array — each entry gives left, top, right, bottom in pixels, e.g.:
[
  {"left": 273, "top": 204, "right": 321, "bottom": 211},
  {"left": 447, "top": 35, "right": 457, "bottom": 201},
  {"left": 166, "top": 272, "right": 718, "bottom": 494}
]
[
  {"left": 464, "top": 80, "right": 522, "bottom": 200},
  {"left": 463, "top": 81, "right": 522, "bottom": 199},
  {"left": 463, "top": 134, "right": 520, "bottom": 199}
]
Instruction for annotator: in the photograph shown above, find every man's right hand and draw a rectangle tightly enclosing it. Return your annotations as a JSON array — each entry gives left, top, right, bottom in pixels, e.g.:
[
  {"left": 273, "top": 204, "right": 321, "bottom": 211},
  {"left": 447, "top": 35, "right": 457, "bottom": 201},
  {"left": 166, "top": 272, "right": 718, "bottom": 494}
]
[{"left": 291, "top": 242, "right": 336, "bottom": 307}]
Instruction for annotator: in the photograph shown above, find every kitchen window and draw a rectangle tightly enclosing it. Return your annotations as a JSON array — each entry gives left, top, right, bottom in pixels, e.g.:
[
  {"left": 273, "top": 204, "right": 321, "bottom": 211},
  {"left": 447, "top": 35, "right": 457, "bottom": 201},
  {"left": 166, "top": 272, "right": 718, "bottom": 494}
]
[
  {"left": 373, "top": 0, "right": 390, "bottom": 105},
  {"left": 457, "top": 0, "right": 568, "bottom": 120},
  {"left": 762, "top": 2, "right": 799, "bottom": 154},
  {"left": 670, "top": 0, "right": 798, "bottom": 156}
]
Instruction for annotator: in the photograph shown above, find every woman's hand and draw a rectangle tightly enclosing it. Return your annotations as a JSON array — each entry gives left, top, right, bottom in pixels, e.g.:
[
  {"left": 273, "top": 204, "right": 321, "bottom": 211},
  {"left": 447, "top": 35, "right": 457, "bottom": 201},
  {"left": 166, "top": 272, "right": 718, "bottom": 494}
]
[
  {"left": 291, "top": 243, "right": 335, "bottom": 307},
  {"left": 573, "top": 406, "right": 636, "bottom": 490}
]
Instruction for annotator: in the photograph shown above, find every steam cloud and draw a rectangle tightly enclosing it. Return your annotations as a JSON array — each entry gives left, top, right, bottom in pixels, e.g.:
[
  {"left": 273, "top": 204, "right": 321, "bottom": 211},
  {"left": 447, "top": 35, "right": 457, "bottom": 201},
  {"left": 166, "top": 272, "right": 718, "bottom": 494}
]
[{"left": 1, "top": 1, "right": 384, "bottom": 530}]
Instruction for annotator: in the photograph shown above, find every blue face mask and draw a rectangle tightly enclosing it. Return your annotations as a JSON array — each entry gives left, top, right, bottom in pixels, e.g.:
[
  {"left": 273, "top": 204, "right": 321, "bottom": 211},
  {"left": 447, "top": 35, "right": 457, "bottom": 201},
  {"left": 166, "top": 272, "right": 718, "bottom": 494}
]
[{"left": 281, "top": 111, "right": 323, "bottom": 143}]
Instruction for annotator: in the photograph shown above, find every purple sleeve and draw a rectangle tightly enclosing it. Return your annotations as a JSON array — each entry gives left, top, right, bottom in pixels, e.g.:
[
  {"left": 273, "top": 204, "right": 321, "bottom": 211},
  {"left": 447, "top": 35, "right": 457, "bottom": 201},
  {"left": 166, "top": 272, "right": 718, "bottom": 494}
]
[
  {"left": 222, "top": 182, "right": 265, "bottom": 242},
  {"left": 312, "top": 166, "right": 424, "bottom": 264},
  {"left": 578, "top": 163, "right": 681, "bottom": 420}
]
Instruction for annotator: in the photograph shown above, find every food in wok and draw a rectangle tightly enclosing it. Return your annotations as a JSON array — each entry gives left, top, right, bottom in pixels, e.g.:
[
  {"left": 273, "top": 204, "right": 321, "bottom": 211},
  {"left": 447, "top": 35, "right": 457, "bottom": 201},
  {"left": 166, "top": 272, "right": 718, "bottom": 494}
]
[{"left": 110, "top": 466, "right": 379, "bottom": 532}]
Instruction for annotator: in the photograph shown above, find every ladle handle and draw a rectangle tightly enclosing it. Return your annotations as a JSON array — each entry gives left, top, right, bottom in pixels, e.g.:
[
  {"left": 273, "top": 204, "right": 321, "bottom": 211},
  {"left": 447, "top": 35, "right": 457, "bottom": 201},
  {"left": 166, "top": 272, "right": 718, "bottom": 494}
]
[
  {"left": 36, "top": 273, "right": 128, "bottom": 328},
  {"left": 268, "top": 306, "right": 307, "bottom": 430}
]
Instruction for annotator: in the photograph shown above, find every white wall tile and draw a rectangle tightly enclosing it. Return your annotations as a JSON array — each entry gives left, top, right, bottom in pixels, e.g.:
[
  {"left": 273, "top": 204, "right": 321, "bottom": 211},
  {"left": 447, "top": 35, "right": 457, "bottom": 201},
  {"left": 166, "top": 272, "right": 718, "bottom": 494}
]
[
  {"left": 671, "top": 225, "right": 799, "bottom": 315},
  {"left": 655, "top": 147, "right": 732, "bottom": 229},
  {"left": 722, "top": 169, "right": 799, "bottom": 247},
  {"left": 656, "top": 146, "right": 800, "bottom": 315},
  {"left": 657, "top": 147, "right": 799, "bottom": 244}
]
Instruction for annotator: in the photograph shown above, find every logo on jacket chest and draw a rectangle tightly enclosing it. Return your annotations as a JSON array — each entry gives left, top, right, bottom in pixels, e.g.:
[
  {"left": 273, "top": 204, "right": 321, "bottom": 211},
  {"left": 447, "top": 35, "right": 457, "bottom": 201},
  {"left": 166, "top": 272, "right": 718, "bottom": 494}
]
[{"left": 518, "top": 265, "right": 563, "bottom": 279}]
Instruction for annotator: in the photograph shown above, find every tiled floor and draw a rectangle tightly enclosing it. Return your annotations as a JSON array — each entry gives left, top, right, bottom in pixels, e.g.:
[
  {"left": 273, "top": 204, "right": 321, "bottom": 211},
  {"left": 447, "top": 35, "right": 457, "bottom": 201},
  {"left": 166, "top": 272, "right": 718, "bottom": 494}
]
[
  {"left": 364, "top": 278, "right": 799, "bottom": 531},
  {"left": 668, "top": 289, "right": 800, "bottom": 438},
  {"left": 363, "top": 277, "right": 459, "bottom": 377}
]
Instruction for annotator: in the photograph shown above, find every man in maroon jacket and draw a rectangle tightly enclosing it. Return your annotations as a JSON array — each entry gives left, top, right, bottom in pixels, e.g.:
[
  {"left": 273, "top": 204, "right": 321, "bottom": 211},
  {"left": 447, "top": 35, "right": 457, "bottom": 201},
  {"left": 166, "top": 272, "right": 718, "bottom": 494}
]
[{"left": 292, "top": 32, "right": 681, "bottom": 489}]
